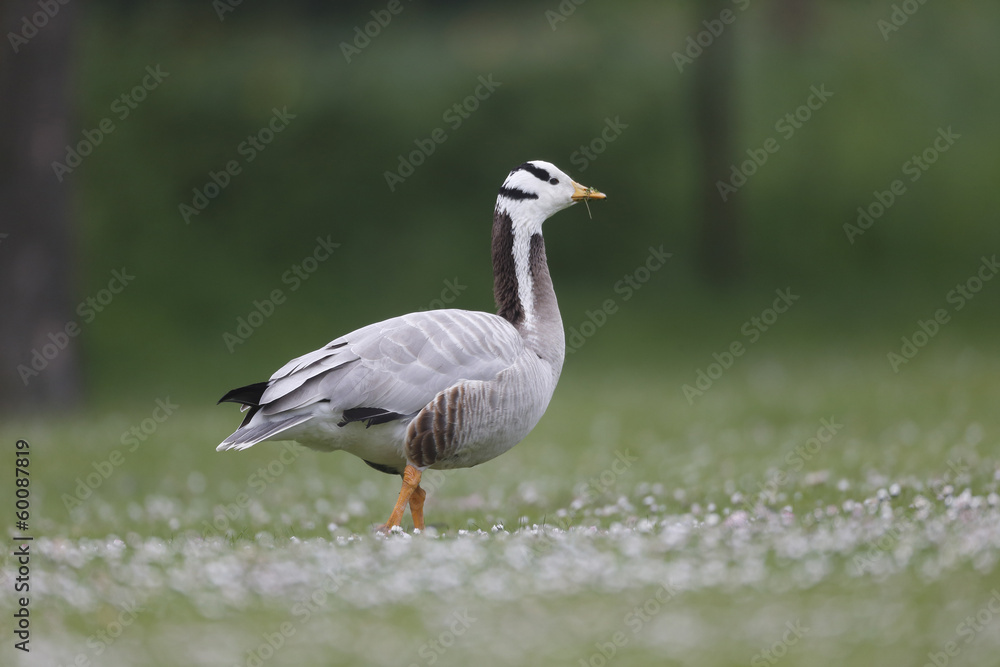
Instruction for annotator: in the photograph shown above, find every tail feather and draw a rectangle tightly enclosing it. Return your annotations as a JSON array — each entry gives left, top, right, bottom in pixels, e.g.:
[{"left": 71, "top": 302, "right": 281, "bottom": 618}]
[
  {"left": 216, "top": 413, "right": 314, "bottom": 452},
  {"left": 219, "top": 381, "right": 270, "bottom": 427},
  {"left": 218, "top": 381, "right": 269, "bottom": 405}
]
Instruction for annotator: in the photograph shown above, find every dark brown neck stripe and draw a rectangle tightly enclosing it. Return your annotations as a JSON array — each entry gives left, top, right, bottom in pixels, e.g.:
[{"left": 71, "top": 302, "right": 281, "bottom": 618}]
[{"left": 492, "top": 208, "right": 523, "bottom": 326}]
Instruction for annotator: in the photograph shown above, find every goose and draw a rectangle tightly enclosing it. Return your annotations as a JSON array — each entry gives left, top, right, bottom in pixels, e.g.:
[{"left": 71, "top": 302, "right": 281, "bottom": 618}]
[{"left": 217, "top": 160, "right": 605, "bottom": 531}]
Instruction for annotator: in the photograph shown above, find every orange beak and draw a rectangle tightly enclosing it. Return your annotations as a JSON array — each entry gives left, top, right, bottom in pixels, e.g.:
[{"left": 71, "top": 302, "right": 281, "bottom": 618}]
[{"left": 571, "top": 181, "right": 607, "bottom": 201}]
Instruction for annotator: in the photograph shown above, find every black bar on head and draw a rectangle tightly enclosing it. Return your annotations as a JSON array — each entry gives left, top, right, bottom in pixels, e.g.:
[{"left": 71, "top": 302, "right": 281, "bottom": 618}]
[
  {"left": 513, "top": 162, "right": 552, "bottom": 183},
  {"left": 498, "top": 186, "right": 539, "bottom": 201}
]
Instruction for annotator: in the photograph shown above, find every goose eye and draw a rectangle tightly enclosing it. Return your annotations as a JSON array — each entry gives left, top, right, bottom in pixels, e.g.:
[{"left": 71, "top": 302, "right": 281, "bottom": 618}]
[{"left": 549, "top": 178, "right": 559, "bottom": 185}]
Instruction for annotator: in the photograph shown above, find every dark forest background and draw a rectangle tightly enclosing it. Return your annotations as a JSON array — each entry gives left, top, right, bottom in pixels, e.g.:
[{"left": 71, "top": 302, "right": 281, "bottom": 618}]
[{"left": 2, "top": 0, "right": 998, "bottom": 413}]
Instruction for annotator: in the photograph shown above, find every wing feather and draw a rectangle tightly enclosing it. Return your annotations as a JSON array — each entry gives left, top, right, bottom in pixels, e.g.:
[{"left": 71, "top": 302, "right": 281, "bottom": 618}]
[{"left": 256, "top": 309, "right": 522, "bottom": 421}]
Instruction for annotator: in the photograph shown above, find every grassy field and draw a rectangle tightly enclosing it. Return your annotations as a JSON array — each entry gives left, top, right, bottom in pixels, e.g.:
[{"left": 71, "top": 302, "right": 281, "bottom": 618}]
[
  {"left": 6, "top": 2, "right": 1000, "bottom": 665},
  {"left": 2, "top": 341, "right": 999, "bottom": 666}
]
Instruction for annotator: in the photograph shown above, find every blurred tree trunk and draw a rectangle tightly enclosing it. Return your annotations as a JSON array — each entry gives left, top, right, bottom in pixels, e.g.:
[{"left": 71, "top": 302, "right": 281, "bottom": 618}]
[
  {"left": 694, "top": 0, "right": 741, "bottom": 287},
  {"left": 0, "top": 0, "right": 82, "bottom": 412}
]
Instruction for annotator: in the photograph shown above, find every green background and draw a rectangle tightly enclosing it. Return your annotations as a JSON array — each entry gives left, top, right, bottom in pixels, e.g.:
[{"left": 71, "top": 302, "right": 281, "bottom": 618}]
[
  {"left": 3, "top": 2, "right": 1000, "bottom": 666},
  {"left": 60, "top": 1, "right": 999, "bottom": 406}
]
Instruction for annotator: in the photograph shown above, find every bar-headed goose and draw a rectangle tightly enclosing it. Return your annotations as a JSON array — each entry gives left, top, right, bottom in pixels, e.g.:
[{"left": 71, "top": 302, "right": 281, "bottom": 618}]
[{"left": 217, "top": 160, "right": 605, "bottom": 531}]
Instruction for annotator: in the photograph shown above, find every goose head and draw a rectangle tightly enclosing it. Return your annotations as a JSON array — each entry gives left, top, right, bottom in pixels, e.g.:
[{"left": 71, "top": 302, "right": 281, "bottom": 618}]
[{"left": 497, "top": 160, "right": 606, "bottom": 230}]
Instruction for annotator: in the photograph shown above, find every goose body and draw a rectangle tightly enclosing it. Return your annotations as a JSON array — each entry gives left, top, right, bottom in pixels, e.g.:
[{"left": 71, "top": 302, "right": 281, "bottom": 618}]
[{"left": 217, "top": 160, "right": 605, "bottom": 530}]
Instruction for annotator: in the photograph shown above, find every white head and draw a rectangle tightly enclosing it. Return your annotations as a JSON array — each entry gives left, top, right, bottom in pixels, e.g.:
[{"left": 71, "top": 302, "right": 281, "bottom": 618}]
[
  {"left": 491, "top": 160, "right": 605, "bottom": 333},
  {"left": 496, "top": 160, "right": 606, "bottom": 230}
]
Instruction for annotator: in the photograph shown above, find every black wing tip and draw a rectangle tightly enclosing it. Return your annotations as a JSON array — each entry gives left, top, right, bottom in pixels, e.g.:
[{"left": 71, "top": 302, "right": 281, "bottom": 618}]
[
  {"left": 218, "top": 381, "right": 270, "bottom": 406},
  {"left": 338, "top": 407, "right": 408, "bottom": 429}
]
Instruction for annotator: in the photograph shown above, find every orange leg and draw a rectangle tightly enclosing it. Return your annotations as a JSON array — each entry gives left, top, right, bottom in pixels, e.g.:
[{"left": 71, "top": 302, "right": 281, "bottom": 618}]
[
  {"left": 379, "top": 465, "right": 422, "bottom": 532},
  {"left": 409, "top": 484, "right": 426, "bottom": 531}
]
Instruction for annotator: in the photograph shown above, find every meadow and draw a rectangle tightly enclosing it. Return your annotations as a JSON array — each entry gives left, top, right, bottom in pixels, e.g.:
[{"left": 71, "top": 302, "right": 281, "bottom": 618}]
[
  {"left": 3, "top": 340, "right": 999, "bottom": 666},
  {"left": 4, "top": 2, "right": 1000, "bottom": 665}
]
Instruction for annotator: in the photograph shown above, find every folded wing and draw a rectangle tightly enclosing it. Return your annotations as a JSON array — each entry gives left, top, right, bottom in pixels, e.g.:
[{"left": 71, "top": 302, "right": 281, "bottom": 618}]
[{"left": 218, "top": 309, "right": 523, "bottom": 450}]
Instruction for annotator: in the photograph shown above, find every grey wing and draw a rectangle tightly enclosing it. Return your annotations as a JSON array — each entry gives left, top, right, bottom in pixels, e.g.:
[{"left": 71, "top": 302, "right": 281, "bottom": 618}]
[{"left": 218, "top": 309, "right": 523, "bottom": 449}]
